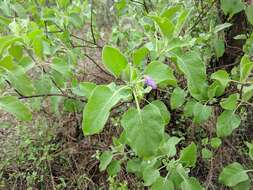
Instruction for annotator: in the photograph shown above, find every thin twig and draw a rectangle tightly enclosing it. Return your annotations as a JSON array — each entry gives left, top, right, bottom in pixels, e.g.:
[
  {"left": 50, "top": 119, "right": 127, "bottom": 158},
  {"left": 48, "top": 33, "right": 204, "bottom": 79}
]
[{"left": 90, "top": 0, "right": 97, "bottom": 45}]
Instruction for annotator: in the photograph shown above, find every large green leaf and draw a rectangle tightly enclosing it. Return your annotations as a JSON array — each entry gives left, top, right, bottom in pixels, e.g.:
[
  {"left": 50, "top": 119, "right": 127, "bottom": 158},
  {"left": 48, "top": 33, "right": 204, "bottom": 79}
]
[
  {"left": 172, "top": 51, "right": 208, "bottom": 100},
  {"left": 240, "top": 55, "right": 253, "bottom": 82},
  {"left": 102, "top": 45, "right": 128, "bottom": 77},
  {"left": 0, "top": 96, "right": 32, "bottom": 121},
  {"left": 144, "top": 61, "right": 177, "bottom": 87},
  {"left": 121, "top": 102, "right": 166, "bottom": 158},
  {"left": 220, "top": 0, "right": 245, "bottom": 18},
  {"left": 219, "top": 162, "right": 249, "bottom": 187},
  {"left": 216, "top": 111, "right": 241, "bottom": 137},
  {"left": 82, "top": 85, "right": 130, "bottom": 135}
]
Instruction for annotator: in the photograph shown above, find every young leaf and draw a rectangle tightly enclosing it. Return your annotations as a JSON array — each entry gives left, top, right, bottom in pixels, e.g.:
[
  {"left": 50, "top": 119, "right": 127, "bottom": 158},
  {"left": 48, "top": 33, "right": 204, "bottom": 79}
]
[
  {"left": 210, "top": 137, "right": 222, "bottom": 149},
  {"left": 102, "top": 46, "right": 128, "bottom": 77},
  {"left": 201, "top": 148, "right": 213, "bottom": 159},
  {"left": 240, "top": 55, "right": 253, "bottom": 82},
  {"left": 82, "top": 85, "right": 130, "bottom": 135},
  {"left": 121, "top": 102, "right": 166, "bottom": 158},
  {"left": 99, "top": 151, "right": 113, "bottom": 171},
  {"left": 219, "top": 162, "right": 249, "bottom": 187},
  {"left": 159, "top": 136, "right": 182, "bottom": 157},
  {"left": 216, "top": 111, "right": 241, "bottom": 138},
  {"left": 211, "top": 70, "right": 230, "bottom": 87},
  {"left": 170, "top": 87, "right": 186, "bottom": 110},
  {"left": 245, "top": 142, "right": 253, "bottom": 161},
  {"left": 214, "top": 23, "right": 232, "bottom": 33},
  {"left": 144, "top": 61, "right": 177, "bottom": 87},
  {"left": 107, "top": 160, "right": 121, "bottom": 176},
  {"left": 208, "top": 81, "right": 226, "bottom": 99},
  {"left": 149, "top": 16, "right": 175, "bottom": 38},
  {"left": 179, "top": 142, "right": 197, "bottom": 167},
  {"left": 220, "top": 93, "right": 238, "bottom": 110},
  {"left": 0, "top": 96, "right": 32, "bottom": 121}
]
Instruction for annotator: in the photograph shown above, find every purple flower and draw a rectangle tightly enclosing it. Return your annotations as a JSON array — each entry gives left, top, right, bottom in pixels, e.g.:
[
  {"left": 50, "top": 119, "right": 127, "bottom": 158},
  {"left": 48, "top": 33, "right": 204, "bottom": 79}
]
[{"left": 144, "top": 75, "right": 157, "bottom": 89}]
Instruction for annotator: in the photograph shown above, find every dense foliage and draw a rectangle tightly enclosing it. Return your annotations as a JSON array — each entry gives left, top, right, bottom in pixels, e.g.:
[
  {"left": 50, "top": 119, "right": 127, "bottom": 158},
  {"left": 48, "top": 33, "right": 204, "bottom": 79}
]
[{"left": 0, "top": 0, "right": 253, "bottom": 189}]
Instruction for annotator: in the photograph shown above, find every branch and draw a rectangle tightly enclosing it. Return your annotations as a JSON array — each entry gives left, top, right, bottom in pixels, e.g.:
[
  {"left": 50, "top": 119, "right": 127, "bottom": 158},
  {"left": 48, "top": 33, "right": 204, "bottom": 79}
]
[
  {"left": 18, "top": 93, "right": 86, "bottom": 102},
  {"left": 90, "top": 0, "right": 97, "bottom": 45}
]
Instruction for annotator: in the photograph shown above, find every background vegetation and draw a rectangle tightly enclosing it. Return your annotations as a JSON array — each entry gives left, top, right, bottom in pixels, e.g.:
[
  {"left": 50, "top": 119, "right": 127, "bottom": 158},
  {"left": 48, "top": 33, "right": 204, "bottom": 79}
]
[{"left": 0, "top": 0, "right": 253, "bottom": 189}]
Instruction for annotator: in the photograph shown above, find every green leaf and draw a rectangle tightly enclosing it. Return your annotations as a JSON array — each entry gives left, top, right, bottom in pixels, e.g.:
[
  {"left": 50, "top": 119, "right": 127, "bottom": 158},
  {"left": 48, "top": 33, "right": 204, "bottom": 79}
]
[
  {"left": 99, "top": 151, "right": 113, "bottom": 171},
  {"left": 246, "top": 4, "right": 253, "bottom": 25},
  {"left": 216, "top": 111, "right": 241, "bottom": 138},
  {"left": 132, "top": 47, "right": 149, "bottom": 66},
  {"left": 214, "top": 23, "right": 232, "bottom": 33},
  {"left": 242, "top": 85, "right": 253, "bottom": 101},
  {"left": 208, "top": 81, "right": 226, "bottom": 99},
  {"left": 50, "top": 57, "right": 72, "bottom": 78},
  {"left": 82, "top": 85, "right": 130, "bottom": 135},
  {"left": 174, "top": 8, "right": 192, "bottom": 36},
  {"left": 159, "top": 136, "right": 182, "bottom": 157},
  {"left": 183, "top": 100, "right": 196, "bottom": 117},
  {"left": 201, "top": 148, "right": 213, "bottom": 159},
  {"left": 210, "top": 137, "right": 222, "bottom": 149},
  {"left": 220, "top": 0, "right": 245, "bottom": 18},
  {"left": 181, "top": 177, "right": 204, "bottom": 190},
  {"left": 126, "top": 158, "right": 142, "bottom": 174},
  {"left": 121, "top": 102, "right": 166, "bottom": 158},
  {"left": 172, "top": 51, "right": 208, "bottom": 100},
  {"left": 214, "top": 39, "right": 225, "bottom": 58},
  {"left": 219, "top": 162, "right": 249, "bottom": 187},
  {"left": 32, "top": 36, "right": 44, "bottom": 58},
  {"left": 179, "top": 142, "right": 197, "bottom": 167},
  {"left": 102, "top": 46, "right": 128, "bottom": 77},
  {"left": 151, "top": 177, "right": 174, "bottom": 190},
  {"left": 8, "top": 44, "right": 23, "bottom": 61},
  {"left": 233, "top": 180, "right": 251, "bottom": 190},
  {"left": 149, "top": 16, "right": 175, "bottom": 38},
  {"left": 240, "top": 55, "right": 253, "bottom": 82},
  {"left": 245, "top": 142, "right": 253, "bottom": 161},
  {"left": 151, "top": 100, "right": 170, "bottom": 124},
  {"left": 0, "top": 96, "right": 32, "bottom": 121},
  {"left": 193, "top": 102, "right": 212, "bottom": 124},
  {"left": 161, "top": 5, "right": 182, "bottom": 20},
  {"left": 220, "top": 93, "right": 238, "bottom": 110},
  {"left": 0, "top": 35, "right": 22, "bottom": 55},
  {"left": 107, "top": 160, "right": 121, "bottom": 176},
  {"left": 211, "top": 70, "right": 230, "bottom": 87},
  {"left": 170, "top": 87, "right": 186, "bottom": 110},
  {"left": 144, "top": 61, "right": 177, "bottom": 87},
  {"left": 143, "top": 167, "right": 160, "bottom": 186},
  {"left": 79, "top": 82, "right": 96, "bottom": 98}
]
